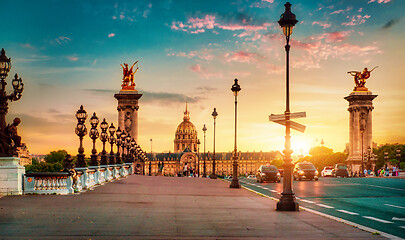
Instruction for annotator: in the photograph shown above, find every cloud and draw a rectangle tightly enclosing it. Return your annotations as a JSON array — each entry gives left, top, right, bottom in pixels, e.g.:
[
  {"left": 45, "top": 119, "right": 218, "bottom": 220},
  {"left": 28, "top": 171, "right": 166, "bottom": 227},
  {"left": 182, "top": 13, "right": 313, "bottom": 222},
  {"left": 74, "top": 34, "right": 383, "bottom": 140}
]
[
  {"left": 20, "top": 43, "right": 35, "bottom": 49},
  {"left": 381, "top": 18, "right": 400, "bottom": 29},
  {"left": 224, "top": 51, "right": 264, "bottom": 63},
  {"left": 189, "top": 64, "right": 223, "bottom": 79},
  {"left": 330, "top": 9, "right": 344, "bottom": 15},
  {"left": 167, "top": 49, "right": 214, "bottom": 61},
  {"left": 67, "top": 56, "right": 79, "bottom": 61},
  {"left": 312, "top": 21, "right": 331, "bottom": 29},
  {"left": 368, "top": 0, "right": 391, "bottom": 3},
  {"left": 51, "top": 36, "right": 71, "bottom": 45},
  {"left": 108, "top": 33, "right": 116, "bottom": 38},
  {"left": 342, "top": 15, "right": 371, "bottom": 26},
  {"left": 84, "top": 89, "right": 202, "bottom": 104}
]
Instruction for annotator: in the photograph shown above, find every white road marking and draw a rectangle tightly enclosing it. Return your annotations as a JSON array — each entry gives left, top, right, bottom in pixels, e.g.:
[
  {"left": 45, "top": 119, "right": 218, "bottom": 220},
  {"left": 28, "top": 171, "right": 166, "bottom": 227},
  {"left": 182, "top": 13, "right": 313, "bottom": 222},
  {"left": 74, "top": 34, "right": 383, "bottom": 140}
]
[
  {"left": 363, "top": 216, "right": 393, "bottom": 224},
  {"left": 349, "top": 182, "right": 405, "bottom": 192},
  {"left": 392, "top": 217, "right": 405, "bottom": 221},
  {"left": 270, "top": 190, "right": 278, "bottom": 193},
  {"left": 300, "top": 199, "right": 316, "bottom": 204},
  {"left": 337, "top": 209, "right": 359, "bottom": 215},
  {"left": 399, "top": 226, "right": 405, "bottom": 229},
  {"left": 385, "top": 204, "right": 405, "bottom": 209},
  {"left": 317, "top": 204, "right": 334, "bottom": 209}
]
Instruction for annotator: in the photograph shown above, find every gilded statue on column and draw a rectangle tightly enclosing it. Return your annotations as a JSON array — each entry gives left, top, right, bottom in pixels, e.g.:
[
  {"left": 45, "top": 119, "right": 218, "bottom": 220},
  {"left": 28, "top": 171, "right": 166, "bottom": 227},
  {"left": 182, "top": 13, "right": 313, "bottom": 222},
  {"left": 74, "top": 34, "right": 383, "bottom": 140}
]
[
  {"left": 348, "top": 66, "right": 378, "bottom": 91},
  {"left": 120, "top": 61, "right": 139, "bottom": 90}
]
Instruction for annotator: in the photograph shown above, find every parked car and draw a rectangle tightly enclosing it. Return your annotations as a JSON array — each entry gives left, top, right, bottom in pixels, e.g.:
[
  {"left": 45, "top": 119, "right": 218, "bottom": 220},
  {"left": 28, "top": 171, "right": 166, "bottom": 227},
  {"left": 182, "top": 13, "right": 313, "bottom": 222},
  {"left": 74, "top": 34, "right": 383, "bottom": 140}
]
[
  {"left": 256, "top": 165, "right": 281, "bottom": 183},
  {"left": 278, "top": 169, "right": 284, "bottom": 177},
  {"left": 321, "top": 166, "right": 334, "bottom": 177},
  {"left": 293, "top": 162, "right": 319, "bottom": 181},
  {"left": 247, "top": 175, "right": 256, "bottom": 179},
  {"left": 332, "top": 164, "right": 349, "bottom": 177}
]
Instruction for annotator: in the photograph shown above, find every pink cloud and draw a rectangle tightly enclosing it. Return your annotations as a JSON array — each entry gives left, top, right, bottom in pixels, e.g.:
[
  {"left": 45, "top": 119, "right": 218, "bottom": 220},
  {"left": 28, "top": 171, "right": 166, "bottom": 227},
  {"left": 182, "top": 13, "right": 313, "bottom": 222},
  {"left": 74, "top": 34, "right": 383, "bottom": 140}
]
[
  {"left": 189, "top": 64, "right": 223, "bottom": 79},
  {"left": 190, "top": 64, "right": 201, "bottom": 72},
  {"left": 312, "top": 21, "right": 331, "bottom": 29},
  {"left": 168, "top": 50, "right": 214, "bottom": 61},
  {"left": 342, "top": 15, "right": 371, "bottom": 26},
  {"left": 108, "top": 33, "right": 116, "bottom": 38},
  {"left": 20, "top": 43, "right": 34, "bottom": 49},
  {"left": 368, "top": 0, "right": 391, "bottom": 3},
  {"left": 262, "top": 0, "right": 274, "bottom": 3},
  {"left": 224, "top": 51, "right": 264, "bottom": 63},
  {"left": 188, "top": 15, "right": 216, "bottom": 29},
  {"left": 330, "top": 9, "right": 344, "bottom": 14},
  {"left": 67, "top": 56, "right": 79, "bottom": 61}
]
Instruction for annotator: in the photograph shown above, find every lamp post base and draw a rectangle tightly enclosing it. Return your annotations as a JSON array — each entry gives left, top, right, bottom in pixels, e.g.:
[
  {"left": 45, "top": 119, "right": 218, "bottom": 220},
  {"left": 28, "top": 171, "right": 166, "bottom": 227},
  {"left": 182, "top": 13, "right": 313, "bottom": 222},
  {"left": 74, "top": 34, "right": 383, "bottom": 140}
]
[
  {"left": 209, "top": 173, "right": 217, "bottom": 179},
  {"left": 276, "top": 193, "right": 299, "bottom": 211},
  {"left": 229, "top": 178, "right": 240, "bottom": 188}
]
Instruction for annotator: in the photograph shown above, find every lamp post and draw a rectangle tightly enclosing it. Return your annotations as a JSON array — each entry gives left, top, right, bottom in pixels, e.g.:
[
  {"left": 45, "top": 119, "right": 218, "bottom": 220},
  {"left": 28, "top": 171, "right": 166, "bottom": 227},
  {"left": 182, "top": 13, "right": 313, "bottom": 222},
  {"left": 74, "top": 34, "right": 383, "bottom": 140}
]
[
  {"left": 120, "top": 130, "right": 127, "bottom": 163},
  {"left": 99, "top": 118, "right": 109, "bottom": 165},
  {"left": 130, "top": 138, "right": 137, "bottom": 163},
  {"left": 230, "top": 79, "right": 241, "bottom": 188},
  {"left": 125, "top": 133, "right": 132, "bottom": 163},
  {"left": 115, "top": 127, "right": 122, "bottom": 164},
  {"left": 210, "top": 108, "right": 218, "bottom": 179},
  {"left": 75, "top": 105, "right": 88, "bottom": 167},
  {"left": 89, "top": 113, "right": 100, "bottom": 166},
  {"left": 396, "top": 149, "right": 401, "bottom": 171},
  {"left": 276, "top": 2, "right": 299, "bottom": 211},
  {"left": 150, "top": 139, "right": 153, "bottom": 176},
  {"left": 384, "top": 151, "right": 389, "bottom": 169},
  {"left": 197, "top": 139, "right": 201, "bottom": 177},
  {"left": 0, "top": 49, "right": 24, "bottom": 156},
  {"left": 108, "top": 123, "right": 116, "bottom": 165},
  {"left": 202, "top": 124, "right": 207, "bottom": 178}
]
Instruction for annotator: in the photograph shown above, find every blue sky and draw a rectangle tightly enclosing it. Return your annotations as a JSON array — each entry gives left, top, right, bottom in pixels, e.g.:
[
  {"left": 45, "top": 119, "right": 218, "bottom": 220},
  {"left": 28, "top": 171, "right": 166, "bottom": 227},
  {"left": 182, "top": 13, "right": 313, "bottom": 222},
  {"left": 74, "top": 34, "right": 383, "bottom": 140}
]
[{"left": 1, "top": 0, "right": 404, "bottom": 155}]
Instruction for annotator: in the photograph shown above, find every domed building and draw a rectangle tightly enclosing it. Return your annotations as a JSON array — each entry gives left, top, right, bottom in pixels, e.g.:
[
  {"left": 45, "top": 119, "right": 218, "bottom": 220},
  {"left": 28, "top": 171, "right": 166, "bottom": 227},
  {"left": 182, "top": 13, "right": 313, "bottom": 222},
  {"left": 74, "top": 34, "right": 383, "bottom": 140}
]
[{"left": 174, "top": 104, "right": 198, "bottom": 153}]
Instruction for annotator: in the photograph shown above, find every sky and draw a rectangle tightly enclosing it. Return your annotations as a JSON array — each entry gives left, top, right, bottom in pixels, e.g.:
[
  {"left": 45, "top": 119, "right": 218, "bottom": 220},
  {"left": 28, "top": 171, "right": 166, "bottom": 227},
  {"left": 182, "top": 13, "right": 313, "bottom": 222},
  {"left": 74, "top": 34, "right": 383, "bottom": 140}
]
[{"left": 1, "top": 0, "right": 404, "bottom": 156}]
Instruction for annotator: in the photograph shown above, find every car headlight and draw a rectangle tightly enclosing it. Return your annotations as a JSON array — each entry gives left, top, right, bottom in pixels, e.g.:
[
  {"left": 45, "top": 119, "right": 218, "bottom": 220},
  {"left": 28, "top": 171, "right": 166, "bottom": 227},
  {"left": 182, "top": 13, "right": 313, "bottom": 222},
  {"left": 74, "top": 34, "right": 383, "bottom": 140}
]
[
  {"left": 315, "top": 170, "right": 319, "bottom": 175},
  {"left": 277, "top": 172, "right": 281, "bottom": 177},
  {"left": 261, "top": 173, "right": 266, "bottom": 176},
  {"left": 299, "top": 170, "right": 304, "bottom": 175}
]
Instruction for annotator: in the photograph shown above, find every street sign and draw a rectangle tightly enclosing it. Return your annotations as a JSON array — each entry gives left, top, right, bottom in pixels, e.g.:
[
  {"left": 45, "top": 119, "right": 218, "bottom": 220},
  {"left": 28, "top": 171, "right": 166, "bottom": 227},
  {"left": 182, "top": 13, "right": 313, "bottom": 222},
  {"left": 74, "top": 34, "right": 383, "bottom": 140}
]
[
  {"left": 269, "top": 111, "right": 306, "bottom": 121},
  {"left": 272, "top": 120, "right": 306, "bottom": 133}
]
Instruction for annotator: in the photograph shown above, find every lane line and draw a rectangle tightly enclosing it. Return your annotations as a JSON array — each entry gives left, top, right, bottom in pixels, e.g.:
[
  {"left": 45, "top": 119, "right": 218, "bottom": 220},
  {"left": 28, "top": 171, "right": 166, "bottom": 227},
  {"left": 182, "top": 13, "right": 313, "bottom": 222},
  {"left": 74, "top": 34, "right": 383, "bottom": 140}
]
[
  {"left": 300, "top": 199, "right": 315, "bottom": 204},
  {"left": 386, "top": 204, "right": 405, "bottom": 209},
  {"left": 233, "top": 179, "right": 403, "bottom": 240},
  {"left": 392, "top": 217, "right": 405, "bottom": 221},
  {"left": 337, "top": 209, "right": 359, "bottom": 215},
  {"left": 363, "top": 216, "right": 393, "bottom": 224},
  {"left": 317, "top": 204, "right": 334, "bottom": 209},
  {"left": 270, "top": 190, "right": 278, "bottom": 193}
]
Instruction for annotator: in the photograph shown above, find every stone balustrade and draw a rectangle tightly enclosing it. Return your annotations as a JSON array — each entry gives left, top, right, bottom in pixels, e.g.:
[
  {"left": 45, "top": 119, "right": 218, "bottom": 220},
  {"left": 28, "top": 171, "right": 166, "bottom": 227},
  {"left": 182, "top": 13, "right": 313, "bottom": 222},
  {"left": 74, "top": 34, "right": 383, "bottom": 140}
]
[{"left": 24, "top": 163, "right": 134, "bottom": 195}]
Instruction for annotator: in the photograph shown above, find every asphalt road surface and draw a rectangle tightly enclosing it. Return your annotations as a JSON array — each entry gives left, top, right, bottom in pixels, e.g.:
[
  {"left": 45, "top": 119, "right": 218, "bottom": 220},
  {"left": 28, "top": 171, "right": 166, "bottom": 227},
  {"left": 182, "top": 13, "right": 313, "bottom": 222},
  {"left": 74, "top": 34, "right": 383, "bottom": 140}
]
[{"left": 236, "top": 176, "right": 405, "bottom": 239}]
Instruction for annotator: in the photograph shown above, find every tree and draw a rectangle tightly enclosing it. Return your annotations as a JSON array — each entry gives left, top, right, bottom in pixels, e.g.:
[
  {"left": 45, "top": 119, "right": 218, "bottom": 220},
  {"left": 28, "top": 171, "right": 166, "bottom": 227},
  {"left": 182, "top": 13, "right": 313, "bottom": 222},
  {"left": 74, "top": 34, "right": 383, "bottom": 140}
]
[
  {"left": 44, "top": 150, "right": 68, "bottom": 164},
  {"left": 25, "top": 150, "right": 68, "bottom": 172}
]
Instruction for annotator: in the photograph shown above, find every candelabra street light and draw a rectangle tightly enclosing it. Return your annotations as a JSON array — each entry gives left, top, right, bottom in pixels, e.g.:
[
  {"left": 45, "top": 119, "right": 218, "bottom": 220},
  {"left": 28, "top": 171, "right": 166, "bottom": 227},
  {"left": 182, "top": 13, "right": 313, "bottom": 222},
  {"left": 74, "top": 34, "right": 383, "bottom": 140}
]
[
  {"left": 0, "top": 48, "right": 24, "bottom": 156},
  {"left": 125, "top": 133, "right": 132, "bottom": 163},
  {"left": 150, "top": 139, "right": 153, "bottom": 176},
  {"left": 210, "top": 108, "right": 218, "bottom": 179},
  {"left": 115, "top": 127, "right": 122, "bottom": 164},
  {"left": 89, "top": 113, "right": 100, "bottom": 166},
  {"left": 197, "top": 139, "right": 201, "bottom": 177},
  {"left": 384, "top": 151, "right": 389, "bottom": 168},
  {"left": 396, "top": 149, "right": 402, "bottom": 170},
  {"left": 130, "top": 138, "right": 137, "bottom": 163},
  {"left": 230, "top": 79, "right": 241, "bottom": 188},
  {"left": 108, "top": 123, "right": 116, "bottom": 165},
  {"left": 202, "top": 124, "right": 207, "bottom": 178},
  {"left": 276, "top": 2, "right": 299, "bottom": 211},
  {"left": 75, "top": 105, "right": 88, "bottom": 167},
  {"left": 120, "top": 130, "right": 127, "bottom": 163},
  {"left": 99, "top": 118, "right": 109, "bottom": 165}
]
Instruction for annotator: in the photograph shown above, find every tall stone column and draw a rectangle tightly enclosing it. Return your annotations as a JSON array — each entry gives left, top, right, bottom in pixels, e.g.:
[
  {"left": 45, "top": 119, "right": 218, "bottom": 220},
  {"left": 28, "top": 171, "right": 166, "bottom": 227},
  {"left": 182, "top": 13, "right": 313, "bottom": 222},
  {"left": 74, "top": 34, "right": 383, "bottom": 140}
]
[
  {"left": 114, "top": 91, "right": 142, "bottom": 142},
  {"left": 344, "top": 91, "right": 377, "bottom": 174}
]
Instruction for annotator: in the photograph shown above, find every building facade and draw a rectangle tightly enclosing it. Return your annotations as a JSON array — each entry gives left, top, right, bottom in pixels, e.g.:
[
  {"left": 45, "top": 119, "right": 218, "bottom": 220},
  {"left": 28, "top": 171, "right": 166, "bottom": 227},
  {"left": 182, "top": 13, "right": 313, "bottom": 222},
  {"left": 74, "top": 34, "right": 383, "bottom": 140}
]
[{"left": 174, "top": 104, "right": 198, "bottom": 153}]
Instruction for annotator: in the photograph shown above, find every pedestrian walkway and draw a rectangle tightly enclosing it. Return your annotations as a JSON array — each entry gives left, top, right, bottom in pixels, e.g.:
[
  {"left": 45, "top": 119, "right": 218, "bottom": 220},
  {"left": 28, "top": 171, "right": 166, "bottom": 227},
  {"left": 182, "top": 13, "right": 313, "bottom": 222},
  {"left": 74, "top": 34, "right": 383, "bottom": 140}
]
[{"left": 0, "top": 175, "right": 387, "bottom": 239}]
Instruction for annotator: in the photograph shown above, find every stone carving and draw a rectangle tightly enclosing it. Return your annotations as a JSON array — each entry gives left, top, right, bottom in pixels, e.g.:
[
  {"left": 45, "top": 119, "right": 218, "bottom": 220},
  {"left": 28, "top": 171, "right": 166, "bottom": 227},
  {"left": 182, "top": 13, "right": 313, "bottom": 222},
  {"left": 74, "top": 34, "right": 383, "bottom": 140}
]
[
  {"left": 120, "top": 61, "right": 139, "bottom": 90},
  {"left": 0, "top": 118, "right": 22, "bottom": 156},
  {"left": 348, "top": 66, "right": 378, "bottom": 91}
]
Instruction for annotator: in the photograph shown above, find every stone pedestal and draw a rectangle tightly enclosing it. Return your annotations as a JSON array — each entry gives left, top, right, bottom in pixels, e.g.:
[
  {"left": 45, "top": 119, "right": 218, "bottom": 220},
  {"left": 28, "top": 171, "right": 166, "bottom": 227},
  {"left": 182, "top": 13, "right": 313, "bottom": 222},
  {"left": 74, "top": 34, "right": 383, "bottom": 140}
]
[
  {"left": 114, "top": 90, "right": 142, "bottom": 142},
  {"left": 344, "top": 91, "right": 377, "bottom": 174},
  {"left": 0, "top": 157, "right": 25, "bottom": 195}
]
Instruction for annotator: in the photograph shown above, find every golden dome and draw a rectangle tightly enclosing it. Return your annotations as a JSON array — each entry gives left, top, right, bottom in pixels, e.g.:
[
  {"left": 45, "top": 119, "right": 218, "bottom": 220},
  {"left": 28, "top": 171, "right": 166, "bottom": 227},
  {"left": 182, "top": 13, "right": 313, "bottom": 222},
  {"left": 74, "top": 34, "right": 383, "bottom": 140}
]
[{"left": 175, "top": 103, "right": 197, "bottom": 135}]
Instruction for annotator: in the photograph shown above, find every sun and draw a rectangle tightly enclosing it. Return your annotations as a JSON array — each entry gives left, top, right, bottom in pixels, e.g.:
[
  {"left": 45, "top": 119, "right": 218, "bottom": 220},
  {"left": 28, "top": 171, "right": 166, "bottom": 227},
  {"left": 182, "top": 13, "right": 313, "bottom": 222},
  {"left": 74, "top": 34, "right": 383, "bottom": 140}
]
[{"left": 290, "top": 135, "right": 312, "bottom": 157}]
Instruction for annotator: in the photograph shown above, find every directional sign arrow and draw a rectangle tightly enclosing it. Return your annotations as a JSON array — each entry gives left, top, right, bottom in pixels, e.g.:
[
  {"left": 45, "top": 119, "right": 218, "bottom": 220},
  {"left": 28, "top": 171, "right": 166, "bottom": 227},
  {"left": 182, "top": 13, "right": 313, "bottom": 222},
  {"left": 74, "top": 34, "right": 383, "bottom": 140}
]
[
  {"left": 273, "top": 120, "right": 306, "bottom": 133},
  {"left": 269, "top": 111, "right": 306, "bottom": 121}
]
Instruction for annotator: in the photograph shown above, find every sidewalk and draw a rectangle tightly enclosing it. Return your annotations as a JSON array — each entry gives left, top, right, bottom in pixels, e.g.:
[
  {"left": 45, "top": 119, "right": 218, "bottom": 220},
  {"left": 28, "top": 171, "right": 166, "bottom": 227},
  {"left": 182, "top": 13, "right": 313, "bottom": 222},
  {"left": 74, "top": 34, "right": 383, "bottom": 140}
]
[{"left": 0, "top": 175, "right": 386, "bottom": 239}]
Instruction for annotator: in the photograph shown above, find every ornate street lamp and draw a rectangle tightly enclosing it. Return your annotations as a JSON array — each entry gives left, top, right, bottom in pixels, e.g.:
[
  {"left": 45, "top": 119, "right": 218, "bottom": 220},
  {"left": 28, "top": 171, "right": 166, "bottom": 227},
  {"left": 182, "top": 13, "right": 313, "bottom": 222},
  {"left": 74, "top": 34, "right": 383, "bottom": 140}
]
[
  {"left": 230, "top": 79, "right": 241, "bottom": 188},
  {"left": 202, "top": 124, "right": 207, "bottom": 178},
  {"left": 89, "top": 112, "right": 100, "bottom": 166},
  {"left": 75, "top": 105, "right": 88, "bottom": 167},
  {"left": 125, "top": 133, "right": 132, "bottom": 163},
  {"left": 150, "top": 139, "right": 153, "bottom": 176},
  {"left": 99, "top": 118, "right": 109, "bottom": 165},
  {"left": 115, "top": 127, "right": 122, "bottom": 164},
  {"left": 384, "top": 151, "right": 389, "bottom": 168},
  {"left": 0, "top": 48, "right": 24, "bottom": 156},
  {"left": 130, "top": 138, "right": 137, "bottom": 163},
  {"left": 108, "top": 123, "right": 116, "bottom": 165},
  {"left": 120, "top": 130, "right": 127, "bottom": 163},
  {"left": 210, "top": 108, "right": 218, "bottom": 179},
  {"left": 276, "top": 2, "right": 299, "bottom": 211},
  {"left": 197, "top": 139, "right": 201, "bottom": 177}
]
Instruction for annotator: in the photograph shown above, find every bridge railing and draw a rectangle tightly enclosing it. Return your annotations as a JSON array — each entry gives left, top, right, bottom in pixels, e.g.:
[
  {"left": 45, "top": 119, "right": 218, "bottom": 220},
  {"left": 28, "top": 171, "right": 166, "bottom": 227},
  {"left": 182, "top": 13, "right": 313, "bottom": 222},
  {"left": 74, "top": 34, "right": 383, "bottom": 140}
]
[{"left": 24, "top": 163, "right": 134, "bottom": 195}]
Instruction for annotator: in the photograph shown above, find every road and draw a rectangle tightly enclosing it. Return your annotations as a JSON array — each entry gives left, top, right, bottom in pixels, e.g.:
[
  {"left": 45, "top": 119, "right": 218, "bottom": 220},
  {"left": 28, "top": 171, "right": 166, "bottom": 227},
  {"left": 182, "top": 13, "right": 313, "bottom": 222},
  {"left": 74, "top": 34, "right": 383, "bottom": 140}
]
[{"left": 235, "top": 176, "right": 405, "bottom": 239}]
